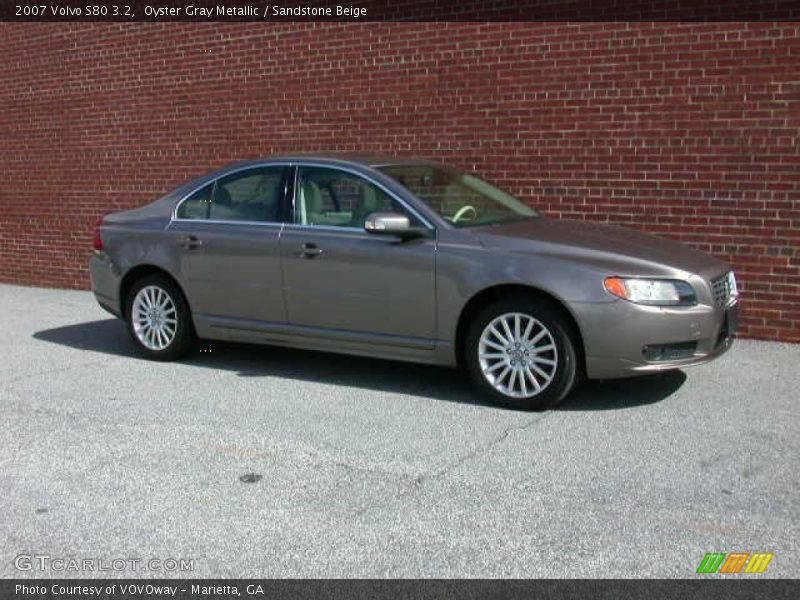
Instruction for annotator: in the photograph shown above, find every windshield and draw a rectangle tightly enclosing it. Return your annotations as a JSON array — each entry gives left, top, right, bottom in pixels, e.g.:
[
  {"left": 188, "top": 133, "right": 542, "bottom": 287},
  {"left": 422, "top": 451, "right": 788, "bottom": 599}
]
[{"left": 377, "top": 164, "right": 538, "bottom": 227}]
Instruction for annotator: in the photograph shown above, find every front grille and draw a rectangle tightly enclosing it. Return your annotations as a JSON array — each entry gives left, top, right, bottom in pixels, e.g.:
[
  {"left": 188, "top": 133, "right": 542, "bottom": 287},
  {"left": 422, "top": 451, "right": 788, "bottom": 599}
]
[{"left": 711, "top": 273, "right": 734, "bottom": 307}]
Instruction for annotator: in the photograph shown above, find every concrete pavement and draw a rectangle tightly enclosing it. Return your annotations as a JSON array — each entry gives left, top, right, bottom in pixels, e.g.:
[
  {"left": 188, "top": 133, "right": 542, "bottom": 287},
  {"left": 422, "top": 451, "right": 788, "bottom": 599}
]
[{"left": 0, "top": 283, "right": 797, "bottom": 578}]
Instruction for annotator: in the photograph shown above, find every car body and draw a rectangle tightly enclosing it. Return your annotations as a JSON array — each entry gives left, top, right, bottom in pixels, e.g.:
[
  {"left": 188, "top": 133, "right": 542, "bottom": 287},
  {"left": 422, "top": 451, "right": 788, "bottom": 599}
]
[{"left": 90, "top": 155, "right": 739, "bottom": 409}]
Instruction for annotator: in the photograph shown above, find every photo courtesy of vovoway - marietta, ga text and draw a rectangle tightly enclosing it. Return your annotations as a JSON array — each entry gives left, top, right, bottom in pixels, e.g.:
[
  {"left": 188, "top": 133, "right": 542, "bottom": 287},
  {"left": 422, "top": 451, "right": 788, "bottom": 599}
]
[{"left": 16, "top": 583, "right": 259, "bottom": 598}]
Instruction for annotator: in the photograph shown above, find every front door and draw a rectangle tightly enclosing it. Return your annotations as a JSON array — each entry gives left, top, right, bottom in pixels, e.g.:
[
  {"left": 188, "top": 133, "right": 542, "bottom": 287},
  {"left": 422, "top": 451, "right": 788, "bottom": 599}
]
[{"left": 279, "top": 165, "right": 436, "bottom": 342}]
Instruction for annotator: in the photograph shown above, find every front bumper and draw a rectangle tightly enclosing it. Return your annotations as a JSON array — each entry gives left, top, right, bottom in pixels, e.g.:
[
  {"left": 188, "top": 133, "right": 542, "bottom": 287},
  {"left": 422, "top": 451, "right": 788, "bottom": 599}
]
[{"left": 576, "top": 297, "right": 739, "bottom": 380}]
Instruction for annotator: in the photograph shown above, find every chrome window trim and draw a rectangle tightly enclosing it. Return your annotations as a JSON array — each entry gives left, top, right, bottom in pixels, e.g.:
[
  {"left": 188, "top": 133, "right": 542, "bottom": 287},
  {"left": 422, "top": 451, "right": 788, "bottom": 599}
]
[
  {"left": 170, "top": 160, "right": 435, "bottom": 231},
  {"left": 290, "top": 162, "right": 435, "bottom": 231},
  {"left": 282, "top": 222, "right": 368, "bottom": 234},
  {"left": 170, "top": 218, "right": 285, "bottom": 229},
  {"left": 171, "top": 162, "right": 292, "bottom": 224}
]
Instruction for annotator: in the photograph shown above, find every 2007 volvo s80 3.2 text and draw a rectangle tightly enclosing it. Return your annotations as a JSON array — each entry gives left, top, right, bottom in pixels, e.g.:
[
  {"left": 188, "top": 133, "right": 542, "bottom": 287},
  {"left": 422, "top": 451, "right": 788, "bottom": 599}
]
[{"left": 90, "top": 155, "right": 739, "bottom": 410}]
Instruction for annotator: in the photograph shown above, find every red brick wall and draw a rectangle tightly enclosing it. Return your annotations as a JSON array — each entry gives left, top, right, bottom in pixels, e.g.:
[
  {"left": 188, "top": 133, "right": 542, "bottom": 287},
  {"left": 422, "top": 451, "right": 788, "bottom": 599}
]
[{"left": 0, "top": 22, "right": 798, "bottom": 341}]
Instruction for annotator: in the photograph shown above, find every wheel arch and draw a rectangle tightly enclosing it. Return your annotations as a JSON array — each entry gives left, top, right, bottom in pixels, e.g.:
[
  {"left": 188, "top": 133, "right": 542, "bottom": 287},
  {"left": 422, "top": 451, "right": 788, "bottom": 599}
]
[
  {"left": 454, "top": 284, "right": 586, "bottom": 372},
  {"left": 118, "top": 264, "right": 191, "bottom": 318}
]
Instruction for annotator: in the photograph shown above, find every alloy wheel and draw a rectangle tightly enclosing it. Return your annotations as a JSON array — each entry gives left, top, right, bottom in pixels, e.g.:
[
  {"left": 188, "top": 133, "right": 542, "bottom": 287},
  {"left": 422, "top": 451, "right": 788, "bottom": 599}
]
[
  {"left": 477, "top": 312, "right": 558, "bottom": 399},
  {"left": 131, "top": 285, "right": 178, "bottom": 351}
]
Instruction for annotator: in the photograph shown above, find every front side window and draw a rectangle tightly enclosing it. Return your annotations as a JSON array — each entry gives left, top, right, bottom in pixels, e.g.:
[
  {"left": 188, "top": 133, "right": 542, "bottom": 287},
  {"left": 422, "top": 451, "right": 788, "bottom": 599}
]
[
  {"left": 176, "top": 167, "right": 287, "bottom": 223},
  {"left": 378, "top": 165, "right": 538, "bottom": 227},
  {"left": 295, "top": 167, "right": 415, "bottom": 229}
]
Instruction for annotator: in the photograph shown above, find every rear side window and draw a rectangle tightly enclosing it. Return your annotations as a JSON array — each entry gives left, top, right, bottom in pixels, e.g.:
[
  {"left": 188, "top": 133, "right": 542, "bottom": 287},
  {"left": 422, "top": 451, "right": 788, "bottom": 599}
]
[
  {"left": 176, "top": 166, "right": 287, "bottom": 223},
  {"left": 175, "top": 183, "right": 213, "bottom": 220},
  {"left": 210, "top": 167, "right": 286, "bottom": 223}
]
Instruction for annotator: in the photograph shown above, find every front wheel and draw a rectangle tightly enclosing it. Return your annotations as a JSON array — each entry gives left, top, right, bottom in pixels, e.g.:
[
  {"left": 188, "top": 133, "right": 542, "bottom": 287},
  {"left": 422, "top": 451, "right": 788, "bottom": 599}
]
[
  {"left": 464, "top": 297, "right": 579, "bottom": 410},
  {"left": 125, "top": 275, "right": 195, "bottom": 361}
]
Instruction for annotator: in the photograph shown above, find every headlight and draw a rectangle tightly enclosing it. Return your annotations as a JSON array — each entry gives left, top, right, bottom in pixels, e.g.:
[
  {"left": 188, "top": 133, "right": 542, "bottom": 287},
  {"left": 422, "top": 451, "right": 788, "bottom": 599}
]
[{"left": 604, "top": 277, "right": 696, "bottom": 306}]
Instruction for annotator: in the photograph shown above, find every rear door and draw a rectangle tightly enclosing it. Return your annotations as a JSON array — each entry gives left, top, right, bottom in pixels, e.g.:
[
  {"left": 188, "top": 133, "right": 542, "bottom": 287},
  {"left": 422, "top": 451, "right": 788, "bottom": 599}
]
[
  {"left": 167, "top": 165, "right": 290, "bottom": 325},
  {"left": 279, "top": 165, "right": 436, "bottom": 342}
]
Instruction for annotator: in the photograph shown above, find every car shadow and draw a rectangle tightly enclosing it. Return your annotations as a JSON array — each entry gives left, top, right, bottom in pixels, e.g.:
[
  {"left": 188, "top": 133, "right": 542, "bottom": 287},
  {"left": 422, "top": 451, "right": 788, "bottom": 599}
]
[
  {"left": 33, "top": 319, "right": 686, "bottom": 411},
  {"left": 558, "top": 370, "right": 687, "bottom": 411}
]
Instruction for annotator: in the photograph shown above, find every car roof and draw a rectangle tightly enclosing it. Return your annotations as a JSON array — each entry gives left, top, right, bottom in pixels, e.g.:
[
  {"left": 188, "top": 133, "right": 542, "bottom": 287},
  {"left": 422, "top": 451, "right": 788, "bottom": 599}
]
[{"left": 223, "top": 154, "right": 440, "bottom": 169}]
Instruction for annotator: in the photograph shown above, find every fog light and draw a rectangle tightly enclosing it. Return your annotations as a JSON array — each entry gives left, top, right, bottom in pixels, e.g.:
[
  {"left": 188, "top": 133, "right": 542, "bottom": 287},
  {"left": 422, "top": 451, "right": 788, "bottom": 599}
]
[{"left": 642, "top": 342, "right": 697, "bottom": 361}]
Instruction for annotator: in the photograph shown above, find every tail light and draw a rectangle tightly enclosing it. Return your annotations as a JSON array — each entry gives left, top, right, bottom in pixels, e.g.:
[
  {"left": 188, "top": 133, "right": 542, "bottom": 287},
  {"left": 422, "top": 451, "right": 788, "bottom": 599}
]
[{"left": 92, "top": 216, "right": 105, "bottom": 251}]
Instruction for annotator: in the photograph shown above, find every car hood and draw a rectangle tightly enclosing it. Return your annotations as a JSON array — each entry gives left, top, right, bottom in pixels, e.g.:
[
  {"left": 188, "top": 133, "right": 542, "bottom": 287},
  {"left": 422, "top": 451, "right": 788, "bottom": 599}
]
[{"left": 477, "top": 218, "right": 729, "bottom": 278}]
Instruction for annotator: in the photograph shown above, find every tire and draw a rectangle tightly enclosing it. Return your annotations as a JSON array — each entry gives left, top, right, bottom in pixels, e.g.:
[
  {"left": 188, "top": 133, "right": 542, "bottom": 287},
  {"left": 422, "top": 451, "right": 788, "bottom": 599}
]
[
  {"left": 124, "top": 275, "right": 195, "bottom": 361},
  {"left": 464, "top": 296, "right": 580, "bottom": 410}
]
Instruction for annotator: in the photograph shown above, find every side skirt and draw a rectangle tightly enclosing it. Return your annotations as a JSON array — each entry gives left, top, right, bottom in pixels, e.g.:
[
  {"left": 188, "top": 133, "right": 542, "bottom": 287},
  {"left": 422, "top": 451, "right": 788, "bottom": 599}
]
[{"left": 193, "top": 313, "right": 456, "bottom": 367}]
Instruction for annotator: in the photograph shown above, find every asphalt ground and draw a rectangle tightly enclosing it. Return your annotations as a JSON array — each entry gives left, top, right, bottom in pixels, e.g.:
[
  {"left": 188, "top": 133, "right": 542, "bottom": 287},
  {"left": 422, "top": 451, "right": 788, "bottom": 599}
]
[{"left": 0, "top": 283, "right": 797, "bottom": 578}]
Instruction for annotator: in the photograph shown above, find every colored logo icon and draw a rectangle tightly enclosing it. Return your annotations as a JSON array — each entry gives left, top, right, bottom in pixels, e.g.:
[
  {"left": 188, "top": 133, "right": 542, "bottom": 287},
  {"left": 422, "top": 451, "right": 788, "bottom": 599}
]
[{"left": 696, "top": 552, "right": 773, "bottom": 574}]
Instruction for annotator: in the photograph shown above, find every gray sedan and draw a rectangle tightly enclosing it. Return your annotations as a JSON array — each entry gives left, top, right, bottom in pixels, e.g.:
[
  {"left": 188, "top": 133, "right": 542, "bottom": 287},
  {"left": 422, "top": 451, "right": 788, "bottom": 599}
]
[{"left": 89, "top": 155, "right": 739, "bottom": 410}]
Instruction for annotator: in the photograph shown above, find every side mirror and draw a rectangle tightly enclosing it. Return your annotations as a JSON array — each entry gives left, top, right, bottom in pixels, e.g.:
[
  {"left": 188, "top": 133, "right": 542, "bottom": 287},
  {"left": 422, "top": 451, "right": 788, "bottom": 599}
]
[{"left": 364, "top": 212, "right": 430, "bottom": 240}]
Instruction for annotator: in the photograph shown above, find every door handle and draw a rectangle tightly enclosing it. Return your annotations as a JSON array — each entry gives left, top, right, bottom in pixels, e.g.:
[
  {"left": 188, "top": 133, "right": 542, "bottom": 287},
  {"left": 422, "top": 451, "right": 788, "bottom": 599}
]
[
  {"left": 297, "top": 242, "right": 323, "bottom": 259},
  {"left": 180, "top": 235, "right": 204, "bottom": 249}
]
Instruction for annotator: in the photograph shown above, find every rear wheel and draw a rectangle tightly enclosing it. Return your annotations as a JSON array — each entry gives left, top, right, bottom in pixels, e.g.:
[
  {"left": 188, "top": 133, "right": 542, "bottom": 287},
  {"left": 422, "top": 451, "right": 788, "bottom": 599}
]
[
  {"left": 464, "top": 297, "right": 579, "bottom": 410},
  {"left": 125, "top": 275, "right": 195, "bottom": 360}
]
